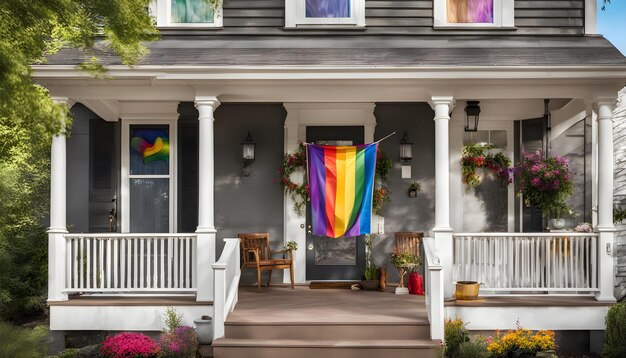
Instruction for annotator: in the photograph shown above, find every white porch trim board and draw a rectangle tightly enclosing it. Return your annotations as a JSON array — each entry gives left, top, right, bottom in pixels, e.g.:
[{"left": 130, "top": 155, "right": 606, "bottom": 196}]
[{"left": 195, "top": 96, "right": 221, "bottom": 302}]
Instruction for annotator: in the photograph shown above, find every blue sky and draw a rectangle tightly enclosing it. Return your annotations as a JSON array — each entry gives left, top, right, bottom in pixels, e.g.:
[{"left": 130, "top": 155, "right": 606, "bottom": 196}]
[{"left": 598, "top": 0, "right": 626, "bottom": 55}]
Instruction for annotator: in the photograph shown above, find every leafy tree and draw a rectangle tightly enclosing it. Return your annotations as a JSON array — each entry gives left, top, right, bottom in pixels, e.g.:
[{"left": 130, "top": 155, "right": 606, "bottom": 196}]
[{"left": 0, "top": 0, "right": 163, "bottom": 322}]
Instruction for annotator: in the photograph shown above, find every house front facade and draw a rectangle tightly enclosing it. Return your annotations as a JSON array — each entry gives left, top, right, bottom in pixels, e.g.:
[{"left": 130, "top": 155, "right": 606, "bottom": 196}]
[{"left": 35, "top": 0, "right": 626, "bottom": 354}]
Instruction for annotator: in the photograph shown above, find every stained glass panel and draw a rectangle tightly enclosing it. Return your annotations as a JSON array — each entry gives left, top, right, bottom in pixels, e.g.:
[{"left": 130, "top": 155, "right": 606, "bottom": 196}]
[
  {"left": 306, "top": 0, "right": 351, "bottom": 18},
  {"left": 447, "top": 0, "right": 494, "bottom": 23},
  {"left": 172, "top": 0, "right": 215, "bottom": 23},
  {"left": 130, "top": 126, "right": 169, "bottom": 175}
]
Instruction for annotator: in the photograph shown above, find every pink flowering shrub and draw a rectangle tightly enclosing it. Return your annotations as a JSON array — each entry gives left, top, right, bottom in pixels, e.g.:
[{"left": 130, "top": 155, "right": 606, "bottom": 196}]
[
  {"left": 515, "top": 151, "right": 574, "bottom": 218},
  {"left": 100, "top": 332, "right": 160, "bottom": 358},
  {"left": 158, "top": 326, "right": 198, "bottom": 358}
]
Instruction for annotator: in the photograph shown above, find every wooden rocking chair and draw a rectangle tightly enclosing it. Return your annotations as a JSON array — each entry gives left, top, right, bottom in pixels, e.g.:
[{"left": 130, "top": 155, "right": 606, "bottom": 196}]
[{"left": 238, "top": 233, "right": 294, "bottom": 292}]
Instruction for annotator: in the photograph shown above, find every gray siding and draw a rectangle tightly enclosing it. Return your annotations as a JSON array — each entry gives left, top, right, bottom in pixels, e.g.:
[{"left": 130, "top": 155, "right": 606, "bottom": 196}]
[
  {"left": 158, "top": 0, "right": 584, "bottom": 36},
  {"left": 373, "top": 103, "right": 436, "bottom": 282}
]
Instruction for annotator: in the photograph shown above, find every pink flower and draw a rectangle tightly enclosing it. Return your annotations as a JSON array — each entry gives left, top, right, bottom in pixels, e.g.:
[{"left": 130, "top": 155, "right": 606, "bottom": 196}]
[{"left": 530, "top": 178, "right": 541, "bottom": 187}]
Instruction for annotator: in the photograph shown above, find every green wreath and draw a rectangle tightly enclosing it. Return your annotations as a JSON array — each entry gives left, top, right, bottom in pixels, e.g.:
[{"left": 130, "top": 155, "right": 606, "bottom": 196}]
[{"left": 277, "top": 143, "right": 392, "bottom": 216}]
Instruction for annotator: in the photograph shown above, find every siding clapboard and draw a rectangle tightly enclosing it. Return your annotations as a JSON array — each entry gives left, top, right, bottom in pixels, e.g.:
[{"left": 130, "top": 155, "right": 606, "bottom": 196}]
[{"left": 179, "top": 0, "right": 585, "bottom": 36}]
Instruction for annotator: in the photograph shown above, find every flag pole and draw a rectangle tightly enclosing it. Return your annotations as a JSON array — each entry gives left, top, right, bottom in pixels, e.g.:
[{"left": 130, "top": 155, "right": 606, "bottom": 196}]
[{"left": 375, "top": 132, "right": 396, "bottom": 144}]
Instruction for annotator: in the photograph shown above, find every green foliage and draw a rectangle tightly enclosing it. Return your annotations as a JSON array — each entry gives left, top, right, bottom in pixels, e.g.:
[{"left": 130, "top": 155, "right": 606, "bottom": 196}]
[
  {"left": 284, "top": 241, "right": 298, "bottom": 251},
  {"left": 458, "top": 335, "right": 489, "bottom": 358},
  {"left": 390, "top": 250, "right": 421, "bottom": 269},
  {"left": 0, "top": 322, "right": 50, "bottom": 358},
  {"left": 408, "top": 181, "right": 422, "bottom": 192},
  {"left": 604, "top": 302, "right": 626, "bottom": 357},
  {"left": 53, "top": 344, "right": 100, "bottom": 358},
  {"left": 163, "top": 307, "right": 184, "bottom": 333},
  {"left": 613, "top": 206, "right": 626, "bottom": 224},
  {"left": 444, "top": 318, "right": 470, "bottom": 358},
  {"left": 375, "top": 150, "right": 392, "bottom": 183},
  {"left": 364, "top": 234, "right": 379, "bottom": 280}
]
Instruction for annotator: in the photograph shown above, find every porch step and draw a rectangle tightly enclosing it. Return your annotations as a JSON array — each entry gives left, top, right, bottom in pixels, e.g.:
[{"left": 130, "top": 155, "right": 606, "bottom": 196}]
[
  {"left": 225, "top": 321, "right": 431, "bottom": 340},
  {"left": 212, "top": 338, "right": 440, "bottom": 358}
]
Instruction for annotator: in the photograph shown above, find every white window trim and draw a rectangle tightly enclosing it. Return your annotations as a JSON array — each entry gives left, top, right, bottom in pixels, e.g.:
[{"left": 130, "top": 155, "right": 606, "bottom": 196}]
[
  {"left": 150, "top": 0, "right": 223, "bottom": 28},
  {"left": 121, "top": 118, "right": 178, "bottom": 234},
  {"left": 433, "top": 0, "right": 514, "bottom": 29},
  {"left": 285, "top": 0, "right": 365, "bottom": 28}
]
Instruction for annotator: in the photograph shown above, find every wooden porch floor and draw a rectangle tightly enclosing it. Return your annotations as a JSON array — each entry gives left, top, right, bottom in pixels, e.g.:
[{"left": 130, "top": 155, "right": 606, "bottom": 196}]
[{"left": 228, "top": 285, "right": 429, "bottom": 324}]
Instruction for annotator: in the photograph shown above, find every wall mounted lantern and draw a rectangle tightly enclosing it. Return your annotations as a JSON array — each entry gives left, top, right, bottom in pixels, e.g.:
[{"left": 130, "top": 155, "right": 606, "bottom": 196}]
[
  {"left": 241, "top": 131, "right": 256, "bottom": 177},
  {"left": 399, "top": 131, "right": 413, "bottom": 162},
  {"left": 464, "top": 101, "right": 481, "bottom": 132}
]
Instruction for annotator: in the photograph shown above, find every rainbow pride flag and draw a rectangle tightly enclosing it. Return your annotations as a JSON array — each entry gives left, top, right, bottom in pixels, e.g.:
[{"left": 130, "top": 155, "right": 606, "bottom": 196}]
[{"left": 307, "top": 143, "right": 377, "bottom": 238}]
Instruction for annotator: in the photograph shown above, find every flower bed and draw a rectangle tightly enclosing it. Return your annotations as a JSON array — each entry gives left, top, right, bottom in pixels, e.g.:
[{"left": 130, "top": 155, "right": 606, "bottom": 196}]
[{"left": 100, "top": 333, "right": 160, "bottom": 358}]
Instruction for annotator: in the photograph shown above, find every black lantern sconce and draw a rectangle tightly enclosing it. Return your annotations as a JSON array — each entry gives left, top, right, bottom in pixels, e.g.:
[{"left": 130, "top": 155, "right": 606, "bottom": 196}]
[
  {"left": 241, "top": 131, "right": 256, "bottom": 177},
  {"left": 399, "top": 131, "right": 413, "bottom": 162},
  {"left": 464, "top": 101, "right": 481, "bottom": 132}
]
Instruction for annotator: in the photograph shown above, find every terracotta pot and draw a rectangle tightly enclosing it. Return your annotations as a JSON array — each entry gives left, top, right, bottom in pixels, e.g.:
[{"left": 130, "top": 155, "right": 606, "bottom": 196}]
[
  {"left": 361, "top": 280, "right": 379, "bottom": 290},
  {"left": 455, "top": 281, "right": 480, "bottom": 300}
]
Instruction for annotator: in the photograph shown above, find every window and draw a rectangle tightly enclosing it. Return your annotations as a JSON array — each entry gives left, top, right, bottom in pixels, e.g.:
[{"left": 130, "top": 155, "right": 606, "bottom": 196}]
[
  {"left": 434, "top": 0, "right": 514, "bottom": 29},
  {"left": 150, "top": 0, "right": 222, "bottom": 28},
  {"left": 122, "top": 122, "right": 177, "bottom": 233},
  {"left": 286, "top": 0, "right": 365, "bottom": 28}
]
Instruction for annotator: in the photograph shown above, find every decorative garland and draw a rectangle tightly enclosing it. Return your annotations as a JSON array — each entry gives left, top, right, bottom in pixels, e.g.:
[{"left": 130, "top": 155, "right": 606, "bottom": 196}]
[
  {"left": 277, "top": 143, "right": 392, "bottom": 216},
  {"left": 461, "top": 144, "right": 512, "bottom": 191}
]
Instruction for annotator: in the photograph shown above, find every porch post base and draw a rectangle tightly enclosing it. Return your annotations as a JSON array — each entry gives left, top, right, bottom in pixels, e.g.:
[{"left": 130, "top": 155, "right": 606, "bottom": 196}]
[
  {"left": 196, "top": 230, "right": 217, "bottom": 302},
  {"left": 432, "top": 228, "right": 454, "bottom": 299},
  {"left": 48, "top": 231, "right": 69, "bottom": 302},
  {"left": 595, "top": 229, "right": 616, "bottom": 302}
]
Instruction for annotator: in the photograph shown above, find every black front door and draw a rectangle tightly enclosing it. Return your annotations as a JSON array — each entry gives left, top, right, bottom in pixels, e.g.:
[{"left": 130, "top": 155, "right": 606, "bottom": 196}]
[{"left": 305, "top": 126, "right": 366, "bottom": 281}]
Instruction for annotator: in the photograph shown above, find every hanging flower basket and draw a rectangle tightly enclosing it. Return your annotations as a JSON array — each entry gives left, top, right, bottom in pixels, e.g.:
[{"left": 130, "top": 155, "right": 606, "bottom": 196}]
[
  {"left": 461, "top": 144, "right": 512, "bottom": 191},
  {"left": 514, "top": 151, "right": 574, "bottom": 219}
]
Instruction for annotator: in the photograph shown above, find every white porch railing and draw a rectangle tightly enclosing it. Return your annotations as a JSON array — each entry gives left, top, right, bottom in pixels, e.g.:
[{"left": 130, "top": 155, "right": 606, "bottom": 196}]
[
  {"left": 423, "top": 237, "right": 444, "bottom": 341},
  {"left": 453, "top": 233, "right": 599, "bottom": 293},
  {"left": 212, "top": 238, "right": 241, "bottom": 340},
  {"left": 64, "top": 234, "right": 197, "bottom": 293}
]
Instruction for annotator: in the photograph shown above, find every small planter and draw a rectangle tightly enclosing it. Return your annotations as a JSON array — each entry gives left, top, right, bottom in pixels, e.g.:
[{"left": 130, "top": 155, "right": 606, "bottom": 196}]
[
  {"left": 455, "top": 281, "right": 480, "bottom": 300},
  {"left": 360, "top": 280, "right": 379, "bottom": 290},
  {"left": 408, "top": 189, "right": 418, "bottom": 198},
  {"left": 549, "top": 218, "right": 565, "bottom": 230},
  {"left": 194, "top": 316, "right": 213, "bottom": 344}
]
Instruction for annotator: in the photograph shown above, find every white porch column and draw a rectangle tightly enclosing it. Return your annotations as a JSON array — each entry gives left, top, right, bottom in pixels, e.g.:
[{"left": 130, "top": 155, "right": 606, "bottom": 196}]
[
  {"left": 48, "top": 97, "right": 73, "bottom": 302},
  {"left": 430, "top": 96, "right": 455, "bottom": 298},
  {"left": 595, "top": 98, "right": 617, "bottom": 302},
  {"left": 195, "top": 96, "right": 220, "bottom": 302}
]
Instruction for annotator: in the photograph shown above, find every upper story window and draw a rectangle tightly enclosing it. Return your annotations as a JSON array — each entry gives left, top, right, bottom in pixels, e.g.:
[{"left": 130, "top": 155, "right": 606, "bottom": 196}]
[
  {"left": 285, "top": 0, "right": 366, "bottom": 28},
  {"left": 434, "top": 0, "right": 514, "bottom": 29},
  {"left": 150, "top": 0, "right": 222, "bottom": 28}
]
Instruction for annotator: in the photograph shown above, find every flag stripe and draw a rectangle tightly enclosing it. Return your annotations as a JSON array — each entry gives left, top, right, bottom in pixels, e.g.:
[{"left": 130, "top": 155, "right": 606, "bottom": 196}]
[{"left": 324, "top": 147, "right": 337, "bottom": 237}]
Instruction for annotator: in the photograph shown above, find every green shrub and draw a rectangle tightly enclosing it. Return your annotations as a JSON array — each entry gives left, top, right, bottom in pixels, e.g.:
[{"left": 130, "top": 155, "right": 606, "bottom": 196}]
[
  {"left": 0, "top": 322, "right": 50, "bottom": 358},
  {"left": 444, "top": 318, "right": 470, "bottom": 358},
  {"left": 53, "top": 344, "right": 101, "bottom": 358},
  {"left": 163, "top": 306, "right": 183, "bottom": 332},
  {"left": 604, "top": 302, "right": 626, "bottom": 358},
  {"left": 458, "top": 336, "right": 489, "bottom": 358}
]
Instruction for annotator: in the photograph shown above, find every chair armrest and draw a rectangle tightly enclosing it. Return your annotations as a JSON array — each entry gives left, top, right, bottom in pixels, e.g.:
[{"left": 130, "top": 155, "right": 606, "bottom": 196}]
[
  {"left": 244, "top": 248, "right": 261, "bottom": 264},
  {"left": 270, "top": 249, "right": 293, "bottom": 260}
]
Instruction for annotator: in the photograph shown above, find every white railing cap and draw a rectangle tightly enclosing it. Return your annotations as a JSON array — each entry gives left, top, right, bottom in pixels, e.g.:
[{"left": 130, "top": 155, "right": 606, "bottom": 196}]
[
  {"left": 423, "top": 237, "right": 442, "bottom": 269},
  {"left": 454, "top": 232, "right": 599, "bottom": 238},
  {"left": 64, "top": 233, "right": 198, "bottom": 238}
]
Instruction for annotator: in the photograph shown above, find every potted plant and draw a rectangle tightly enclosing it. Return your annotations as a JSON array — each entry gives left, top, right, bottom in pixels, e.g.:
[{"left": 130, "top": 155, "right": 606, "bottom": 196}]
[
  {"left": 193, "top": 315, "right": 213, "bottom": 345},
  {"left": 408, "top": 181, "right": 422, "bottom": 198},
  {"left": 515, "top": 151, "right": 574, "bottom": 230},
  {"left": 390, "top": 249, "right": 420, "bottom": 295},
  {"left": 361, "top": 234, "right": 379, "bottom": 290}
]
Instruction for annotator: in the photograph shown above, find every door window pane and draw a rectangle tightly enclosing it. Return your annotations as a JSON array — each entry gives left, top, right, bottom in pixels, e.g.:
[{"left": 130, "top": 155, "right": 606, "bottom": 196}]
[
  {"left": 130, "top": 126, "right": 169, "bottom": 175},
  {"left": 172, "top": 0, "right": 215, "bottom": 23},
  {"left": 130, "top": 178, "right": 169, "bottom": 233},
  {"left": 447, "top": 0, "right": 493, "bottom": 23},
  {"left": 306, "top": 0, "right": 351, "bottom": 18},
  {"left": 314, "top": 236, "right": 357, "bottom": 265}
]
